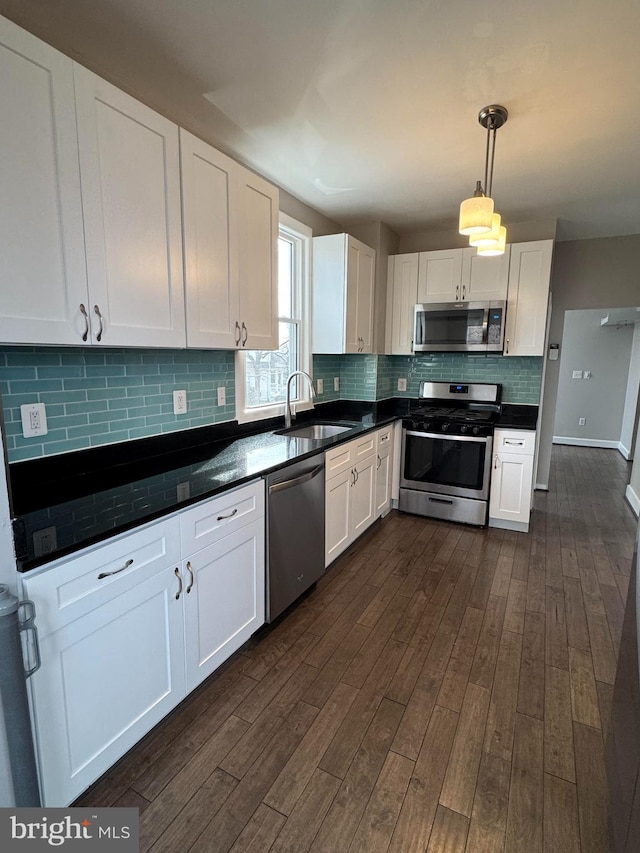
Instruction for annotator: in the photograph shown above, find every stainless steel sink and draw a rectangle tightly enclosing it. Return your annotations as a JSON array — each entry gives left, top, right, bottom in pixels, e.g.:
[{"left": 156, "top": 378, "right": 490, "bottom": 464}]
[{"left": 276, "top": 423, "right": 354, "bottom": 440}]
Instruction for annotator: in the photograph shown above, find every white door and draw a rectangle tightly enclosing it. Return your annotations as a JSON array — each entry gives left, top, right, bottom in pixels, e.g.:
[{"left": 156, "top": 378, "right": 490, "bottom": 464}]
[
  {"left": 183, "top": 519, "right": 265, "bottom": 692},
  {"left": 352, "top": 455, "right": 376, "bottom": 537},
  {"left": 237, "top": 168, "right": 278, "bottom": 350},
  {"left": 461, "top": 247, "right": 511, "bottom": 301},
  {"left": 489, "top": 452, "right": 534, "bottom": 523},
  {"left": 74, "top": 65, "right": 186, "bottom": 348},
  {"left": 0, "top": 17, "right": 89, "bottom": 345},
  {"left": 375, "top": 451, "right": 392, "bottom": 517},
  {"left": 345, "top": 238, "right": 361, "bottom": 353},
  {"left": 417, "top": 250, "right": 462, "bottom": 303},
  {"left": 29, "top": 565, "right": 186, "bottom": 806},
  {"left": 504, "top": 241, "right": 553, "bottom": 356},
  {"left": 181, "top": 130, "right": 240, "bottom": 349},
  {"left": 356, "top": 243, "right": 375, "bottom": 352},
  {"left": 389, "top": 253, "right": 419, "bottom": 354},
  {"left": 325, "top": 469, "right": 352, "bottom": 566}
]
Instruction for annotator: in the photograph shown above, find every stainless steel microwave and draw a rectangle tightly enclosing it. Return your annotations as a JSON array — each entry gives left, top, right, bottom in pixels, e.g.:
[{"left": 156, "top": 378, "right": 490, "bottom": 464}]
[{"left": 413, "top": 301, "right": 506, "bottom": 353}]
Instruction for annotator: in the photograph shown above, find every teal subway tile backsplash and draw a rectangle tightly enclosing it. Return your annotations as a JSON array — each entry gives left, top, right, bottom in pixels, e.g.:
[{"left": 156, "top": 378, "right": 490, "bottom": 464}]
[
  {"left": 0, "top": 347, "right": 236, "bottom": 462},
  {"left": 312, "top": 355, "right": 342, "bottom": 402}
]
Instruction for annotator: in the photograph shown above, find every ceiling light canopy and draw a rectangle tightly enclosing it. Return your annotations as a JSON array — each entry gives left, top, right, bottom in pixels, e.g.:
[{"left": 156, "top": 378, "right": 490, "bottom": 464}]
[{"left": 459, "top": 104, "right": 509, "bottom": 255}]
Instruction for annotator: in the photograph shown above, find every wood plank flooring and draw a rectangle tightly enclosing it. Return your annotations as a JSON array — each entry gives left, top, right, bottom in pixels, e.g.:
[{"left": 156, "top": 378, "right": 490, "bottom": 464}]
[{"left": 76, "top": 445, "right": 637, "bottom": 852}]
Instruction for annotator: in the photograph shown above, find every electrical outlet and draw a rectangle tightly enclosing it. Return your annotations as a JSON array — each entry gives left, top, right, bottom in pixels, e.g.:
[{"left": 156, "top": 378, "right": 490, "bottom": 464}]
[
  {"left": 177, "top": 482, "right": 190, "bottom": 502},
  {"left": 21, "top": 403, "right": 48, "bottom": 437},
  {"left": 572, "top": 370, "right": 583, "bottom": 380},
  {"left": 173, "top": 390, "right": 187, "bottom": 415},
  {"left": 33, "top": 526, "right": 57, "bottom": 557},
  {"left": 334, "top": 377, "right": 340, "bottom": 392},
  {"left": 315, "top": 378, "right": 323, "bottom": 394},
  {"left": 217, "top": 386, "right": 226, "bottom": 406},
  {"left": 579, "top": 417, "right": 586, "bottom": 426},
  {"left": 397, "top": 378, "right": 407, "bottom": 392}
]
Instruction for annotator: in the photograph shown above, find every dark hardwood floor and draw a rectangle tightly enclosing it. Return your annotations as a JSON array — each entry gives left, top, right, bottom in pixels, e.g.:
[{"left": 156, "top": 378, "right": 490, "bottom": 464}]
[{"left": 76, "top": 445, "right": 637, "bottom": 852}]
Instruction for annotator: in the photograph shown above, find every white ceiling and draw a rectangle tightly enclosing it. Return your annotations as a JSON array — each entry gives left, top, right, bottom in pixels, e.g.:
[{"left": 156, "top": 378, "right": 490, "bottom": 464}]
[{"left": 4, "top": 0, "right": 640, "bottom": 241}]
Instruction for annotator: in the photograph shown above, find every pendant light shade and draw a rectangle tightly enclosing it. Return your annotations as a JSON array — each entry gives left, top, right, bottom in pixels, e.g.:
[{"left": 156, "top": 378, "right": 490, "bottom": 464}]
[
  {"left": 459, "top": 181, "right": 494, "bottom": 235},
  {"left": 477, "top": 225, "right": 507, "bottom": 256},
  {"left": 469, "top": 213, "right": 502, "bottom": 247},
  {"left": 458, "top": 105, "right": 509, "bottom": 253}
]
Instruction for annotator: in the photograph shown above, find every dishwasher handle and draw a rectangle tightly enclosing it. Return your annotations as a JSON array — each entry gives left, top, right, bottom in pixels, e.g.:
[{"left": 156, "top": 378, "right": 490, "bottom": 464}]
[{"left": 268, "top": 463, "right": 324, "bottom": 494}]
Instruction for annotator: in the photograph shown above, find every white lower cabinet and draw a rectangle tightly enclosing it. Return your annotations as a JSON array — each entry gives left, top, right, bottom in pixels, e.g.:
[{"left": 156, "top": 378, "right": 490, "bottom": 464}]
[
  {"left": 22, "top": 481, "right": 265, "bottom": 806},
  {"left": 489, "top": 429, "right": 535, "bottom": 532},
  {"left": 375, "top": 426, "right": 394, "bottom": 518},
  {"left": 325, "top": 428, "right": 392, "bottom": 567}
]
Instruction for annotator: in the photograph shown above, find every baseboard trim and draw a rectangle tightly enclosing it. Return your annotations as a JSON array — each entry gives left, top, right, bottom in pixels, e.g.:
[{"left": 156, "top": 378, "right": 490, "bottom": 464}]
[
  {"left": 488, "top": 517, "right": 530, "bottom": 533},
  {"left": 553, "top": 436, "right": 621, "bottom": 449},
  {"left": 535, "top": 483, "right": 549, "bottom": 491},
  {"left": 625, "top": 484, "right": 640, "bottom": 517},
  {"left": 618, "top": 441, "right": 633, "bottom": 460}
]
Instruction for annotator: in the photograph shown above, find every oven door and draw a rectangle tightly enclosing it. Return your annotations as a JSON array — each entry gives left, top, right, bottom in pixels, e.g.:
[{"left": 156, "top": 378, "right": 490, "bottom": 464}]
[{"left": 400, "top": 429, "right": 493, "bottom": 500}]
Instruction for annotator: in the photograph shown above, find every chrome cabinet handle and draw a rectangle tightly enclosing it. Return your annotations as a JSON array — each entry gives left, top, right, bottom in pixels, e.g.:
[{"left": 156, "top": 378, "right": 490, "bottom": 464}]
[
  {"left": 19, "top": 600, "right": 41, "bottom": 678},
  {"left": 79, "top": 304, "right": 89, "bottom": 342},
  {"left": 94, "top": 305, "right": 104, "bottom": 341},
  {"left": 174, "top": 567, "right": 183, "bottom": 599},
  {"left": 235, "top": 321, "right": 241, "bottom": 346},
  {"left": 217, "top": 507, "right": 238, "bottom": 521},
  {"left": 505, "top": 338, "right": 510, "bottom": 354},
  {"left": 494, "top": 453, "right": 499, "bottom": 469},
  {"left": 241, "top": 322, "right": 248, "bottom": 346},
  {"left": 350, "top": 468, "right": 355, "bottom": 486},
  {"left": 377, "top": 454, "right": 381, "bottom": 469},
  {"left": 185, "top": 561, "right": 194, "bottom": 593},
  {"left": 462, "top": 285, "right": 466, "bottom": 300},
  {"left": 354, "top": 468, "right": 359, "bottom": 483},
  {"left": 456, "top": 285, "right": 459, "bottom": 300},
  {"left": 98, "top": 558, "right": 133, "bottom": 580}
]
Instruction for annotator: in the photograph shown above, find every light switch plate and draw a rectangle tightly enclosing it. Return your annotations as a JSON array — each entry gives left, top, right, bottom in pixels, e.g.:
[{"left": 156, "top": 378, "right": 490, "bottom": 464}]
[
  {"left": 177, "top": 482, "right": 190, "bottom": 501},
  {"left": 33, "top": 526, "right": 57, "bottom": 557},
  {"left": 334, "top": 377, "right": 340, "bottom": 392},
  {"left": 572, "top": 370, "right": 583, "bottom": 380},
  {"left": 316, "top": 378, "right": 324, "bottom": 394},
  {"left": 217, "top": 386, "right": 226, "bottom": 406},
  {"left": 397, "top": 378, "right": 407, "bottom": 392},
  {"left": 21, "top": 403, "right": 47, "bottom": 437}
]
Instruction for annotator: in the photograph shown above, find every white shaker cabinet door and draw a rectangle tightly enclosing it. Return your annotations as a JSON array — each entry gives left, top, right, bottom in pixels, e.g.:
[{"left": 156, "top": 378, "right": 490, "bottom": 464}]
[
  {"left": 236, "top": 168, "right": 278, "bottom": 350},
  {"left": 27, "top": 564, "right": 186, "bottom": 806},
  {"left": 0, "top": 17, "right": 89, "bottom": 345},
  {"left": 417, "top": 249, "right": 463, "bottom": 303},
  {"left": 183, "top": 518, "right": 265, "bottom": 693},
  {"left": 181, "top": 129, "right": 240, "bottom": 349},
  {"left": 356, "top": 242, "right": 375, "bottom": 353},
  {"left": 351, "top": 453, "right": 376, "bottom": 538},
  {"left": 325, "top": 468, "right": 352, "bottom": 567},
  {"left": 74, "top": 65, "right": 186, "bottom": 348}
]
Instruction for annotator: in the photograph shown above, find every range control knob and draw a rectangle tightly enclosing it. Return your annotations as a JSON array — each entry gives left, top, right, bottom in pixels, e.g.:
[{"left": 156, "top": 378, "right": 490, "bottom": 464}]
[
  {"left": 460, "top": 424, "right": 469, "bottom": 434},
  {"left": 441, "top": 422, "right": 450, "bottom": 433},
  {"left": 472, "top": 425, "right": 481, "bottom": 435}
]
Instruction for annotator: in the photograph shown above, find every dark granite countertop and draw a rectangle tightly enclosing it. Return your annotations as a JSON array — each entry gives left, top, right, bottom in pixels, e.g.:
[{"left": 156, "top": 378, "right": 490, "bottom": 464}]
[
  {"left": 496, "top": 404, "right": 538, "bottom": 430},
  {"left": 11, "top": 399, "right": 405, "bottom": 572}
]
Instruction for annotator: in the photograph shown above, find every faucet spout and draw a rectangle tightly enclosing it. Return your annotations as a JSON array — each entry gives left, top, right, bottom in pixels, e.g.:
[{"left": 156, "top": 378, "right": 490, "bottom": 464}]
[{"left": 284, "top": 371, "right": 316, "bottom": 429}]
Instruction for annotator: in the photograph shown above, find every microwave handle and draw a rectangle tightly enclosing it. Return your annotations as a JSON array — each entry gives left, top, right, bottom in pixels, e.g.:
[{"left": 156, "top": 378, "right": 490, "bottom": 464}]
[{"left": 481, "top": 307, "right": 489, "bottom": 344}]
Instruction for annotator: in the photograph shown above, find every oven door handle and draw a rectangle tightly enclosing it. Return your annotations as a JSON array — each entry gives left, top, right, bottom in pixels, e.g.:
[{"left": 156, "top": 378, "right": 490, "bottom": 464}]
[{"left": 404, "top": 429, "right": 491, "bottom": 444}]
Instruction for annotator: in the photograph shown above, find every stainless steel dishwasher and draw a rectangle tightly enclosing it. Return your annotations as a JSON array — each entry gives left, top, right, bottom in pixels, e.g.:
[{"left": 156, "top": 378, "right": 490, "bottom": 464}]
[{"left": 265, "top": 454, "right": 325, "bottom": 622}]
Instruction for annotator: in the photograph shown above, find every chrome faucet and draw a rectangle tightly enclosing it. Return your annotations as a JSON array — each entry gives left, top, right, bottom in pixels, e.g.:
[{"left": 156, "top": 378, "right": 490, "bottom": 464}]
[{"left": 284, "top": 371, "right": 316, "bottom": 429}]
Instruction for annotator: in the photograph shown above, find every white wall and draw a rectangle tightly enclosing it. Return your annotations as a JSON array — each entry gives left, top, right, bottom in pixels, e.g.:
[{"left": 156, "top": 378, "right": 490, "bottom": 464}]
[
  {"left": 553, "top": 309, "right": 634, "bottom": 446},
  {"left": 620, "top": 323, "right": 640, "bottom": 459}
]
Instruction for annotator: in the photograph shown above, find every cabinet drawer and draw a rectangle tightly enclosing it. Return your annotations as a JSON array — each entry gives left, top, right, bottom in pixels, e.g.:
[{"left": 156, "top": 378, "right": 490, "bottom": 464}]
[
  {"left": 22, "top": 516, "right": 181, "bottom": 638},
  {"left": 326, "top": 432, "right": 377, "bottom": 480},
  {"left": 354, "top": 433, "right": 376, "bottom": 461},
  {"left": 494, "top": 429, "right": 536, "bottom": 456},
  {"left": 376, "top": 426, "right": 393, "bottom": 457},
  {"left": 180, "top": 480, "right": 264, "bottom": 556}
]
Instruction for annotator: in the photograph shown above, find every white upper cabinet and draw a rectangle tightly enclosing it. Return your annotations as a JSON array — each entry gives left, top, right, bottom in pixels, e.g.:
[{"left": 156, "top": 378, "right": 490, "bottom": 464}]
[
  {"left": 504, "top": 240, "right": 554, "bottom": 356},
  {"left": 417, "top": 248, "right": 509, "bottom": 303},
  {"left": 0, "top": 17, "right": 89, "bottom": 345},
  {"left": 386, "top": 253, "right": 419, "bottom": 354},
  {"left": 313, "top": 234, "right": 376, "bottom": 354},
  {"left": 417, "top": 249, "right": 462, "bottom": 303},
  {"left": 236, "top": 168, "right": 279, "bottom": 350},
  {"left": 180, "top": 130, "right": 239, "bottom": 349},
  {"left": 461, "top": 247, "right": 511, "bottom": 301},
  {"left": 74, "top": 66, "right": 186, "bottom": 348}
]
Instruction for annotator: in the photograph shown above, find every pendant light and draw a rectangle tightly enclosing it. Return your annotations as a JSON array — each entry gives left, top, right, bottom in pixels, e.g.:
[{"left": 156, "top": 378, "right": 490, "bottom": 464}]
[{"left": 459, "top": 105, "right": 508, "bottom": 254}]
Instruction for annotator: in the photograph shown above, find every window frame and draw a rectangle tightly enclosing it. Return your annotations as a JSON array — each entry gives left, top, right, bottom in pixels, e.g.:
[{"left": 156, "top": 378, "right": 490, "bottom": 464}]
[{"left": 235, "top": 213, "right": 313, "bottom": 424}]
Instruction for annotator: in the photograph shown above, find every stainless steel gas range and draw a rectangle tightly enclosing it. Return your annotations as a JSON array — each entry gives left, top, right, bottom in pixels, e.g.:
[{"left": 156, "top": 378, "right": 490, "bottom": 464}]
[{"left": 399, "top": 381, "right": 501, "bottom": 526}]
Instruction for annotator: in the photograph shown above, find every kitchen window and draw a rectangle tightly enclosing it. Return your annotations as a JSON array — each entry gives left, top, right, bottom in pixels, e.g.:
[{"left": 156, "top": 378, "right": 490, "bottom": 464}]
[{"left": 235, "top": 214, "right": 313, "bottom": 423}]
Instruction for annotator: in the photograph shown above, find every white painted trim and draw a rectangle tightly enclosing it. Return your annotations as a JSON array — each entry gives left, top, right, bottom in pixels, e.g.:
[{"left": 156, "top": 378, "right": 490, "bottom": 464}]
[
  {"left": 618, "top": 441, "right": 633, "bottom": 460},
  {"left": 488, "top": 517, "right": 530, "bottom": 533},
  {"left": 625, "top": 484, "right": 640, "bottom": 517},
  {"left": 552, "top": 436, "right": 620, "bottom": 449},
  {"left": 535, "top": 483, "right": 549, "bottom": 491}
]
